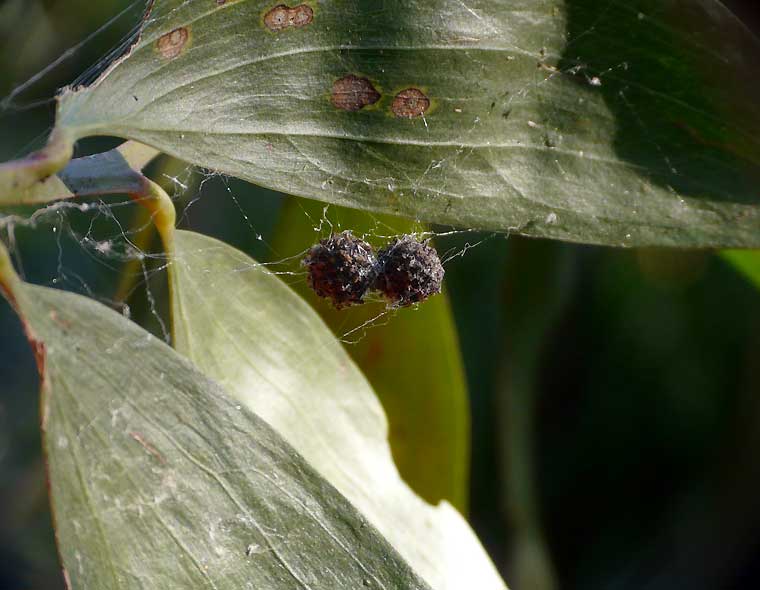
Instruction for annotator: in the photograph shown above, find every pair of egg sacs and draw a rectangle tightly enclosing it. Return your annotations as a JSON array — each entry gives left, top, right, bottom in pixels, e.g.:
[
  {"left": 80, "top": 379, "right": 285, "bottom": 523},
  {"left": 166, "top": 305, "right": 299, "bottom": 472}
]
[{"left": 302, "top": 231, "right": 445, "bottom": 309}]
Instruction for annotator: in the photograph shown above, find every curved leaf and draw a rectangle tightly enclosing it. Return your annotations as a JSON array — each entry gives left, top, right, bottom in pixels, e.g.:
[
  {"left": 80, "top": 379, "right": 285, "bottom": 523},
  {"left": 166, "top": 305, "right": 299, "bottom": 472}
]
[
  {"left": 0, "top": 246, "right": 431, "bottom": 590},
  {"left": 169, "top": 229, "right": 506, "bottom": 590},
  {"left": 271, "top": 198, "right": 470, "bottom": 512},
  {"left": 0, "top": 141, "right": 158, "bottom": 206},
  {"left": 50, "top": 0, "right": 760, "bottom": 248}
]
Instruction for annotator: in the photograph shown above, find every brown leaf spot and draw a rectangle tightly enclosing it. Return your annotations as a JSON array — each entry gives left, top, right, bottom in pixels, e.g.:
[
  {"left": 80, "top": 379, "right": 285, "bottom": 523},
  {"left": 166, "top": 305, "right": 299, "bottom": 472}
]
[
  {"left": 331, "top": 75, "right": 381, "bottom": 112},
  {"left": 264, "top": 4, "right": 314, "bottom": 31},
  {"left": 392, "top": 88, "right": 430, "bottom": 118},
  {"left": 156, "top": 27, "right": 189, "bottom": 60}
]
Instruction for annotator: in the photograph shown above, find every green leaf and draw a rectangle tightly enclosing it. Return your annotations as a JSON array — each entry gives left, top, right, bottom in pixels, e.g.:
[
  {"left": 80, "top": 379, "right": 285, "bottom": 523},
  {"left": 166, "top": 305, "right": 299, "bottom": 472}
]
[
  {"left": 721, "top": 250, "right": 760, "bottom": 289},
  {"left": 0, "top": 246, "right": 431, "bottom": 589},
  {"left": 50, "top": 0, "right": 760, "bottom": 248},
  {"left": 169, "top": 229, "right": 506, "bottom": 590},
  {"left": 271, "top": 198, "right": 470, "bottom": 512}
]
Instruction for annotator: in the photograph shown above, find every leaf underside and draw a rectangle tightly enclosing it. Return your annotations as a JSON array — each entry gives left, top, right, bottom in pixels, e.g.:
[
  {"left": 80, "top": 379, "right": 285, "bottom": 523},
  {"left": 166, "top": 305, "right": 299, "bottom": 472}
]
[
  {"left": 55, "top": 0, "right": 760, "bottom": 248},
  {"left": 0, "top": 271, "right": 431, "bottom": 590},
  {"left": 170, "top": 229, "right": 505, "bottom": 590}
]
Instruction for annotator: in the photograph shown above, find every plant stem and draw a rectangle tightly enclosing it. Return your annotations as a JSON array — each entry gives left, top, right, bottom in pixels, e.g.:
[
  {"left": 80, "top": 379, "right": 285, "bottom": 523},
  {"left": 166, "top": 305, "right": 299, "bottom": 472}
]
[
  {"left": 129, "top": 178, "right": 176, "bottom": 254},
  {"left": 0, "top": 235, "right": 20, "bottom": 297}
]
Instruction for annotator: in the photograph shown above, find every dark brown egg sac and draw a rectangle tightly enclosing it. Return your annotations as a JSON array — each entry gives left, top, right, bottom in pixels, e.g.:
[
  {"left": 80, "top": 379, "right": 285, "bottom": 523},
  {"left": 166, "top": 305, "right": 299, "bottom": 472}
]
[
  {"left": 373, "top": 235, "right": 444, "bottom": 307},
  {"left": 302, "top": 231, "right": 377, "bottom": 309}
]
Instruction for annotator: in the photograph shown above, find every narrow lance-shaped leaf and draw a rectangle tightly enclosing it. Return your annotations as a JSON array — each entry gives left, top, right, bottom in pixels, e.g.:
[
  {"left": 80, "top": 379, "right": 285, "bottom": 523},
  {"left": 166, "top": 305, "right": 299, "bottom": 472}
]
[
  {"left": 0, "top": 244, "right": 432, "bottom": 590},
  {"left": 46, "top": 0, "right": 760, "bottom": 248},
  {"left": 169, "top": 229, "right": 507, "bottom": 590}
]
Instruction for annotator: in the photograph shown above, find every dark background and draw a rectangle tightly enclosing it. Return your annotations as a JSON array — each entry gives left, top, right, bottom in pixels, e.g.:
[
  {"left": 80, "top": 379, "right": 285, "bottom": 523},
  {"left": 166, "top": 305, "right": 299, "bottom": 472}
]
[{"left": 1, "top": 1, "right": 760, "bottom": 589}]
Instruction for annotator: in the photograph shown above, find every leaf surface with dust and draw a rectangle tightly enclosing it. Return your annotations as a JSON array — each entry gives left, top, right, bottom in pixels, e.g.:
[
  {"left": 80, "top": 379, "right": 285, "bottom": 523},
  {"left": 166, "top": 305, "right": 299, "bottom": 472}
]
[
  {"left": 53, "top": 0, "right": 760, "bottom": 248},
  {"left": 169, "top": 229, "right": 506, "bottom": 590},
  {"left": 0, "top": 252, "right": 431, "bottom": 590},
  {"left": 271, "top": 198, "right": 470, "bottom": 512}
]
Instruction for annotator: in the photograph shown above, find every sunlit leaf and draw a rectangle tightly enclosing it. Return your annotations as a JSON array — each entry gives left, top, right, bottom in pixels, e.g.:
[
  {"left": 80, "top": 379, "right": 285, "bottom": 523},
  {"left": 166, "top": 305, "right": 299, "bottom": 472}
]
[
  {"left": 722, "top": 250, "right": 760, "bottom": 289},
  {"left": 271, "top": 198, "right": 470, "bottom": 511},
  {"left": 47, "top": 0, "right": 760, "bottom": 248},
  {"left": 0, "top": 246, "right": 431, "bottom": 590},
  {"left": 169, "top": 229, "right": 506, "bottom": 590}
]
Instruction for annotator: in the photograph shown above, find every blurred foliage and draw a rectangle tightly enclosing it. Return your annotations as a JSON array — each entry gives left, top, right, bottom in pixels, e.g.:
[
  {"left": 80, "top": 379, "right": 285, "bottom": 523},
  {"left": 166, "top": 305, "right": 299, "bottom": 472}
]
[
  {"left": 1, "top": 1, "right": 760, "bottom": 590},
  {"left": 722, "top": 250, "right": 760, "bottom": 290}
]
